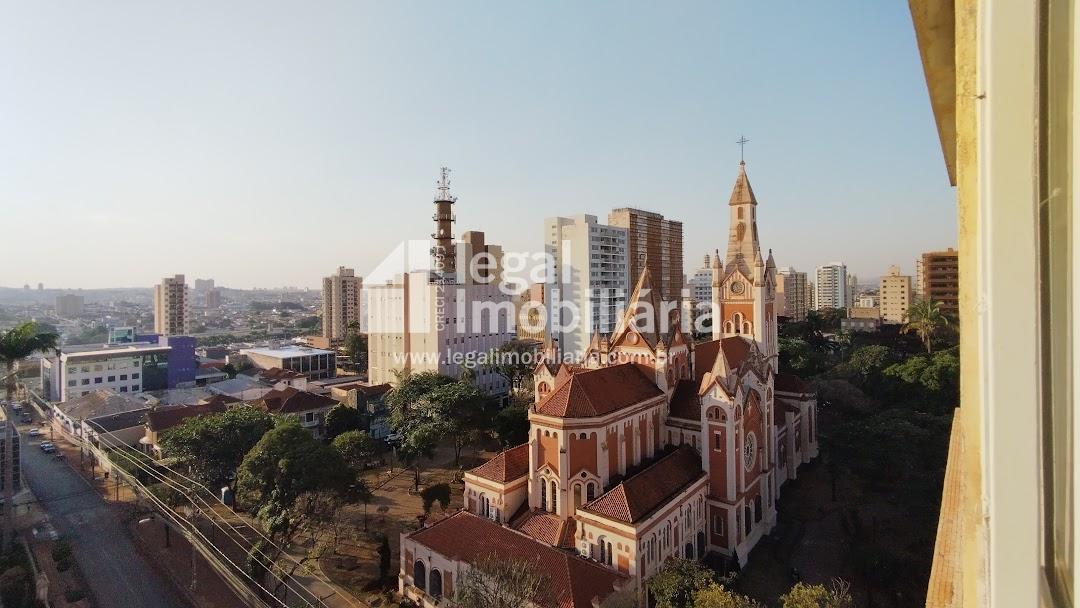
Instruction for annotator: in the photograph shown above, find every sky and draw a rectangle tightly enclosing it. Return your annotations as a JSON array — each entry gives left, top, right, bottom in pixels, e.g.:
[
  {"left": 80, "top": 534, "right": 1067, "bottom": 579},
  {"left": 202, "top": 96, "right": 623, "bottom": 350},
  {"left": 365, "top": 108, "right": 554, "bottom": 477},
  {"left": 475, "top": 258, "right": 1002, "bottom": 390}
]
[{"left": 0, "top": 1, "right": 956, "bottom": 290}]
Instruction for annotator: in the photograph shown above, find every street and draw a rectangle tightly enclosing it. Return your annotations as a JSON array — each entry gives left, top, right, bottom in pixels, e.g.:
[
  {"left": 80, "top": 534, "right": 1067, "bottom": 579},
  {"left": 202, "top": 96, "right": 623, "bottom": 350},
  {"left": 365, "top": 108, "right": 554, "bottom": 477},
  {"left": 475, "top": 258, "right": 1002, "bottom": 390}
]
[{"left": 20, "top": 425, "right": 190, "bottom": 608}]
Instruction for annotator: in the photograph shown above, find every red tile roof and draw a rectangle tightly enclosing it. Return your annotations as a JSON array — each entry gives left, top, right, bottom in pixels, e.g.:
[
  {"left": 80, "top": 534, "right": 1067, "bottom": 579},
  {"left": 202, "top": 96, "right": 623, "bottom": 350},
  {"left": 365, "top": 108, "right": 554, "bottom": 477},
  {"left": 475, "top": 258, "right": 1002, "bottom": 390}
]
[
  {"left": 510, "top": 509, "right": 576, "bottom": 548},
  {"left": 775, "top": 373, "right": 811, "bottom": 394},
  {"left": 693, "top": 340, "right": 722, "bottom": 383},
  {"left": 535, "top": 363, "right": 662, "bottom": 418},
  {"left": 407, "top": 511, "right": 626, "bottom": 608},
  {"left": 145, "top": 397, "right": 235, "bottom": 432},
  {"left": 256, "top": 387, "right": 337, "bottom": 415},
  {"left": 582, "top": 447, "right": 705, "bottom": 524},
  {"left": 257, "top": 367, "right": 307, "bottom": 382},
  {"left": 468, "top": 444, "right": 529, "bottom": 483},
  {"left": 668, "top": 379, "right": 701, "bottom": 421},
  {"left": 720, "top": 336, "right": 752, "bottom": 369}
]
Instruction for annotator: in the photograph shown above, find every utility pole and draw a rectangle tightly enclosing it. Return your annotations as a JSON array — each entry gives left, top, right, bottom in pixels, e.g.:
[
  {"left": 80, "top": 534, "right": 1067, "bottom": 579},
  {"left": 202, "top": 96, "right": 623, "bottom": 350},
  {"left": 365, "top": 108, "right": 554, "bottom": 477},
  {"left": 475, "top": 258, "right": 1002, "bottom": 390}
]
[{"left": 2, "top": 416, "right": 13, "bottom": 554}]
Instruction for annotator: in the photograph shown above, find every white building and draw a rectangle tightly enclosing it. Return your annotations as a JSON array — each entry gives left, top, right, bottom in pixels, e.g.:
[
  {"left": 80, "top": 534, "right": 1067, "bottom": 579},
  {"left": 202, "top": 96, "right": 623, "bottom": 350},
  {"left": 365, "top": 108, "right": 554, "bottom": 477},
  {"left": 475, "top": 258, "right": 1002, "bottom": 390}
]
[
  {"left": 367, "top": 271, "right": 513, "bottom": 398},
  {"left": 41, "top": 340, "right": 172, "bottom": 402},
  {"left": 322, "top": 266, "right": 364, "bottom": 339},
  {"left": 814, "top": 263, "right": 849, "bottom": 311},
  {"left": 153, "top": 274, "right": 190, "bottom": 336},
  {"left": 688, "top": 254, "right": 714, "bottom": 304},
  {"left": 544, "top": 214, "right": 629, "bottom": 358},
  {"left": 239, "top": 345, "right": 337, "bottom": 381}
]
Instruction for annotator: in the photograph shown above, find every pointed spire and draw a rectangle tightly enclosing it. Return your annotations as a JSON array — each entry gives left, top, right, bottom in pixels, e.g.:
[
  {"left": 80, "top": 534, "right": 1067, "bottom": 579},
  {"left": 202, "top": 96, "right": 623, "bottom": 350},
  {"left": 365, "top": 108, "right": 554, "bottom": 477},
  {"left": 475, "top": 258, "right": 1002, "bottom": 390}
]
[
  {"left": 728, "top": 162, "right": 758, "bottom": 207},
  {"left": 766, "top": 248, "right": 776, "bottom": 269}
]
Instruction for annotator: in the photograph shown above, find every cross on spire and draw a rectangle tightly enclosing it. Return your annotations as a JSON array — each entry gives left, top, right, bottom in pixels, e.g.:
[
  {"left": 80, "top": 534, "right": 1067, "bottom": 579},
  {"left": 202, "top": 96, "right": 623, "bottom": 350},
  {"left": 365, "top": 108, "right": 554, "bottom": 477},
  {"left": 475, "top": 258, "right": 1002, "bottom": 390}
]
[{"left": 736, "top": 135, "right": 750, "bottom": 164}]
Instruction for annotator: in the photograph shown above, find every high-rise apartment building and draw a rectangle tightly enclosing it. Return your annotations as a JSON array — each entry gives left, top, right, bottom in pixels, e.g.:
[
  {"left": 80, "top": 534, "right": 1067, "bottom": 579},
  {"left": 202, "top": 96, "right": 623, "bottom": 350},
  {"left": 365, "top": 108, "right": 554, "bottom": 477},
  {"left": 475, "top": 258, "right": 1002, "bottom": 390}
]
[
  {"left": 321, "top": 267, "right": 363, "bottom": 340},
  {"left": 688, "top": 254, "right": 713, "bottom": 303},
  {"left": 544, "top": 214, "right": 629, "bottom": 357},
  {"left": 55, "top": 294, "right": 84, "bottom": 317},
  {"left": 153, "top": 274, "right": 190, "bottom": 336},
  {"left": 814, "top": 263, "right": 849, "bottom": 311},
  {"left": 204, "top": 289, "right": 222, "bottom": 309},
  {"left": 608, "top": 208, "right": 683, "bottom": 302},
  {"left": 776, "top": 267, "right": 809, "bottom": 321},
  {"left": 879, "top": 265, "right": 913, "bottom": 323},
  {"left": 193, "top": 278, "right": 215, "bottom": 292},
  {"left": 918, "top": 248, "right": 959, "bottom": 318}
]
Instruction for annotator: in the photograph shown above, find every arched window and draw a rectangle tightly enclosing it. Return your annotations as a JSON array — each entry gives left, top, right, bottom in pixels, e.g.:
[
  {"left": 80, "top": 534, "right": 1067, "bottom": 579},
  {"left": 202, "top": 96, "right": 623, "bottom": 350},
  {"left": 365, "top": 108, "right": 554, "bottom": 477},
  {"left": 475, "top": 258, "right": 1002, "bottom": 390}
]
[
  {"left": 697, "top": 532, "right": 706, "bottom": 557},
  {"left": 744, "top": 505, "right": 753, "bottom": 535},
  {"left": 586, "top": 482, "right": 596, "bottom": 502},
  {"left": 685, "top": 543, "right": 695, "bottom": 559},
  {"left": 540, "top": 480, "right": 547, "bottom": 511},
  {"left": 479, "top": 493, "right": 489, "bottom": 518},
  {"left": 429, "top": 569, "right": 443, "bottom": 598},
  {"left": 549, "top": 480, "right": 558, "bottom": 513},
  {"left": 754, "top": 495, "right": 763, "bottom": 523},
  {"left": 574, "top": 484, "right": 583, "bottom": 508},
  {"left": 598, "top": 536, "right": 607, "bottom": 564},
  {"left": 733, "top": 314, "right": 742, "bottom": 334},
  {"left": 743, "top": 321, "right": 752, "bottom": 334},
  {"left": 724, "top": 320, "right": 734, "bottom": 333},
  {"left": 538, "top": 381, "right": 551, "bottom": 396},
  {"left": 413, "top": 560, "right": 427, "bottom": 591}
]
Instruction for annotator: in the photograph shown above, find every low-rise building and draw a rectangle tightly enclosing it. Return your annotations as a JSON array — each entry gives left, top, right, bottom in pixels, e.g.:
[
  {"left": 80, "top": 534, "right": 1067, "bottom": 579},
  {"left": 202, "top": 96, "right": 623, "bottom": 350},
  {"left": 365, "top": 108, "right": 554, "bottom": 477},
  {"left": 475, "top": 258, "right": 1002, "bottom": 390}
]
[
  {"left": 52, "top": 390, "right": 149, "bottom": 440},
  {"left": 240, "top": 345, "right": 336, "bottom": 381},
  {"left": 253, "top": 387, "right": 337, "bottom": 440},
  {"left": 41, "top": 340, "right": 172, "bottom": 402},
  {"left": 329, "top": 382, "right": 392, "bottom": 439},
  {"left": 140, "top": 395, "right": 239, "bottom": 457}
]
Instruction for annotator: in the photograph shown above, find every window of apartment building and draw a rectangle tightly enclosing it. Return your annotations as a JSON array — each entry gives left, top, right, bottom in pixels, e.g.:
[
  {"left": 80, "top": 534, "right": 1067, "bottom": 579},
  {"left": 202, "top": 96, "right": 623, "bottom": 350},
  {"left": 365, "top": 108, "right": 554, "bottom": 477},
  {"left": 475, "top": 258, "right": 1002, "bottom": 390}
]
[
  {"left": 67, "top": 380, "right": 75, "bottom": 387},
  {"left": 94, "top": 377, "right": 102, "bottom": 384},
  {"left": 120, "top": 374, "right": 127, "bottom": 381},
  {"left": 107, "top": 376, "right": 115, "bottom": 382},
  {"left": 131, "top": 385, "right": 139, "bottom": 392},
  {"left": 80, "top": 379, "right": 89, "bottom": 386},
  {"left": 132, "top": 373, "right": 140, "bottom": 380},
  {"left": 1038, "top": 0, "right": 1075, "bottom": 602},
  {"left": 119, "top": 386, "right": 128, "bottom": 393}
]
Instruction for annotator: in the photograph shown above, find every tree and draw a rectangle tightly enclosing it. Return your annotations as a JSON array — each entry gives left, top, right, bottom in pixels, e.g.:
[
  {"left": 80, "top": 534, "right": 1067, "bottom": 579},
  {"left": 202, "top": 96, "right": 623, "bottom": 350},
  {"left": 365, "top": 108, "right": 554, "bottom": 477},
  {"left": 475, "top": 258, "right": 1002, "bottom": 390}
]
[
  {"left": 345, "top": 333, "right": 368, "bottom": 373},
  {"left": 386, "top": 371, "right": 456, "bottom": 429},
  {"left": 492, "top": 404, "right": 530, "bottom": 448},
  {"left": 159, "top": 407, "right": 275, "bottom": 491},
  {"left": 332, "top": 430, "right": 377, "bottom": 473},
  {"left": 397, "top": 417, "right": 444, "bottom": 491},
  {"left": 0, "top": 321, "right": 59, "bottom": 401},
  {"left": 427, "top": 380, "right": 494, "bottom": 466},
  {"left": 647, "top": 558, "right": 716, "bottom": 608},
  {"left": 902, "top": 300, "right": 950, "bottom": 354},
  {"left": 485, "top": 339, "right": 539, "bottom": 397},
  {"left": 453, "top": 557, "right": 545, "bottom": 608},
  {"left": 377, "top": 535, "right": 392, "bottom": 582},
  {"left": 692, "top": 583, "right": 764, "bottom": 608},
  {"left": 779, "top": 580, "right": 854, "bottom": 608},
  {"left": 420, "top": 483, "right": 450, "bottom": 513},
  {"left": 236, "top": 421, "right": 354, "bottom": 548},
  {"left": 325, "top": 404, "right": 364, "bottom": 440}
]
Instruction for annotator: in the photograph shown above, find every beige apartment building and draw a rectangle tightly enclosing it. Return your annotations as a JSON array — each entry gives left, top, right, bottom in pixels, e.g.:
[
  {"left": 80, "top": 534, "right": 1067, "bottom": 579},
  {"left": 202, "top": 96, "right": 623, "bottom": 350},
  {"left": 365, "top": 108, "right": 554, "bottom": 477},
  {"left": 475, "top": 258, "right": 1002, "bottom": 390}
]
[
  {"left": 608, "top": 207, "right": 683, "bottom": 302},
  {"left": 878, "top": 265, "right": 913, "bottom": 324},
  {"left": 776, "top": 266, "right": 809, "bottom": 321},
  {"left": 919, "top": 248, "right": 960, "bottom": 319},
  {"left": 153, "top": 274, "right": 190, "bottom": 336},
  {"left": 911, "top": 1, "right": 1077, "bottom": 606},
  {"left": 321, "top": 266, "right": 363, "bottom": 340}
]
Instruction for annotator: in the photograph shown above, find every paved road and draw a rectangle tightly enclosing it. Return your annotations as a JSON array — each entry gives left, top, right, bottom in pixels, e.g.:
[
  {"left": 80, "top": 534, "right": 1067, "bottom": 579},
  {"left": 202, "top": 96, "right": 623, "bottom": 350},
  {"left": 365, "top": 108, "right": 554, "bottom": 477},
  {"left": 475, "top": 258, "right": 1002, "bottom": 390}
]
[{"left": 20, "top": 429, "right": 190, "bottom": 608}]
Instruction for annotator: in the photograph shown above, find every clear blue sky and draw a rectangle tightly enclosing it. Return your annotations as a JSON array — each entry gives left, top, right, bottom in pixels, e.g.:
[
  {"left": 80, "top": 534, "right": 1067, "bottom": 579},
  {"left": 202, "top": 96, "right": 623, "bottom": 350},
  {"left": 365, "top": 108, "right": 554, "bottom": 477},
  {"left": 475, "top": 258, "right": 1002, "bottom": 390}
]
[{"left": 0, "top": 1, "right": 955, "bottom": 289}]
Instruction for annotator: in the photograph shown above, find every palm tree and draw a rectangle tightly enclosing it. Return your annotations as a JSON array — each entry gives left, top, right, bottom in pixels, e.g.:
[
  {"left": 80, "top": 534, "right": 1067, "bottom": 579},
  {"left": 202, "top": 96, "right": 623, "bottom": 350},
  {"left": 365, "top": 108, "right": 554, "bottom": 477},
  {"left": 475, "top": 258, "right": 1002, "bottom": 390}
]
[
  {"left": 902, "top": 300, "right": 950, "bottom": 354},
  {"left": 0, "top": 321, "right": 60, "bottom": 401}
]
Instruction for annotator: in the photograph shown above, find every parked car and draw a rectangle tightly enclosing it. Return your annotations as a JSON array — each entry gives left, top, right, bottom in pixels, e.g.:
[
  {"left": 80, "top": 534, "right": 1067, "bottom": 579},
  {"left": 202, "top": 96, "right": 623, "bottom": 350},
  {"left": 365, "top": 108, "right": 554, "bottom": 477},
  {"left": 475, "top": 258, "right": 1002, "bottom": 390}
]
[
  {"left": 39, "top": 441, "right": 55, "bottom": 453},
  {"left": 20, "top": 414, "right": 31, "bottom": 424},
  {"left": 27, "top": 429, "right": 41, "bottom": 438}
]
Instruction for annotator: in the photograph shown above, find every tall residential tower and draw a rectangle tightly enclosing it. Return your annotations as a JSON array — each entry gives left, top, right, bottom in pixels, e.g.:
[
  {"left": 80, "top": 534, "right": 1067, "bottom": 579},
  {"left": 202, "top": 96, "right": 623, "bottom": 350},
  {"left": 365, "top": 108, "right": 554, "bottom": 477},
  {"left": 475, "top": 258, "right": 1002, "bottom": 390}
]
[
  {"left": 322, "top": 266, "right": 364, "bottom": 340},
  {"left": 153, "top": 274, "right": 190, "bottom": 336}
]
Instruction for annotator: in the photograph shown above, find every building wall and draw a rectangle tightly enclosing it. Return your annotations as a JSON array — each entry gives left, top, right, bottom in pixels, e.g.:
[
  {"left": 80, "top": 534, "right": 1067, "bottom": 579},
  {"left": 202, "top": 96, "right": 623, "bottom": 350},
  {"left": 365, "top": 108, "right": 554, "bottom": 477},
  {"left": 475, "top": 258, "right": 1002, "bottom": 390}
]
[
  {"left": 879, "top": 265, "right": 913, "bottom": 323},
  {"left": 608, "top": 208, "right": 684, "bottom": 303},
  {"left": 814, "top": 264, "right": 848, "bottom": 311},
  {"left": 544, "top": 215, "right": 629, "bottom": 357},
  {"left": 776, "top": 268, "right": 808, "bottom": 321},
  {"left": 153, "top": 274, "right": 190, "bottom": 336},
  {"left": 322, "top": 267, "right": 364, "bottom": 339},
  {"left": 920, "top": 249, "right": 960, "bottom": 318}
]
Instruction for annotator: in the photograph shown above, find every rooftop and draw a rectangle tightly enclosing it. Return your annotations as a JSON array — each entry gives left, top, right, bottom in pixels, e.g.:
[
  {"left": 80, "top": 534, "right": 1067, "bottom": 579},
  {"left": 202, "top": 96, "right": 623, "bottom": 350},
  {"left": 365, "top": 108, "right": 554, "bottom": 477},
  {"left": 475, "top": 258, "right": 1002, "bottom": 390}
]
[
  {"left": 241, "top": 345, "right": 333, "bottom": 358},
  {"left": 56, "top": 390, "right": 151, "bottom": 421},
  {"left": 406, "top": 511, "right": 626, "bottom": 608},
  {"left": 467, "top": 443, "right": 529, "bottom": 483},
  {"left": 60, "top": 341, "right": 170, "bottom": 357},
  {"left": 86, "top": 407, "right": 152, "bottom": 433},
  {"left": 581, "top": 446, "right": 705, "bottom": 524},
  {"left": 534, "top": 363, "right": 662, "bottom": 419}
]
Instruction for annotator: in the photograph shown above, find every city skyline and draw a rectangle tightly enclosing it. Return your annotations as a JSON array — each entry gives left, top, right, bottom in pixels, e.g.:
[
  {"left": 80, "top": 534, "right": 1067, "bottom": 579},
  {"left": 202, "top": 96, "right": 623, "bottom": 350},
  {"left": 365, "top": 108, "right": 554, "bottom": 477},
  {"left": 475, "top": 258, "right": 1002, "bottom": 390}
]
[{"left": 2, "top": 2, "right": 955, "bottom": 289}]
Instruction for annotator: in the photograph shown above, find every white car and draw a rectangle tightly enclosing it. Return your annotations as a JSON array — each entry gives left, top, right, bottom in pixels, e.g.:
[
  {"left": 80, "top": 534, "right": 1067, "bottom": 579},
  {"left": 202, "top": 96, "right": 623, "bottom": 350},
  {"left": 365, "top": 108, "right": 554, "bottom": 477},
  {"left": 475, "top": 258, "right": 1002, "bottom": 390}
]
[{"left": 27, "top": 429, "right": 41, "bottom": 438}]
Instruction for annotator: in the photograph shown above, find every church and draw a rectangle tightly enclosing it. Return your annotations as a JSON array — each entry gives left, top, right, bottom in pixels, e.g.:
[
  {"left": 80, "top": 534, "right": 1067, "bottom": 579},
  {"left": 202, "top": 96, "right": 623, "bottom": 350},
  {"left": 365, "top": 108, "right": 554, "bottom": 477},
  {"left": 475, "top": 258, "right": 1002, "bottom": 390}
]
[{"left": 399, "top": 162, "right": 819, "bottom": 608}]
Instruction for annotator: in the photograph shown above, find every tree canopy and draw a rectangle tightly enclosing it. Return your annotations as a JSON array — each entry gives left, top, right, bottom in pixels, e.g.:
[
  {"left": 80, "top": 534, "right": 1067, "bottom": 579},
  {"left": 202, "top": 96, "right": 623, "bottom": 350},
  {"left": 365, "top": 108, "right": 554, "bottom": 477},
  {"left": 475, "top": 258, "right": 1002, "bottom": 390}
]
[
  {"left": 159, "top": 407, "right": 275, "bottom": 490},
  {"left": 453, "top": 557, "right": 545, "bottom": 608},
  {"left": 647, "top": 558, "right": 717, "bottom": 608}
]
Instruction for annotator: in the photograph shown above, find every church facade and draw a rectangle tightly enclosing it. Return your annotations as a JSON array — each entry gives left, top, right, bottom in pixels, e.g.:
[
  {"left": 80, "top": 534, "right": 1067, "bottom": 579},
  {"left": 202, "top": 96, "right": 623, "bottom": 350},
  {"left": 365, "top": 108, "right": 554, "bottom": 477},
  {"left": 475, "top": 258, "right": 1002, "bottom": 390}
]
[{"left": 399, "top": 162, "right": 819, "bottom": 608}]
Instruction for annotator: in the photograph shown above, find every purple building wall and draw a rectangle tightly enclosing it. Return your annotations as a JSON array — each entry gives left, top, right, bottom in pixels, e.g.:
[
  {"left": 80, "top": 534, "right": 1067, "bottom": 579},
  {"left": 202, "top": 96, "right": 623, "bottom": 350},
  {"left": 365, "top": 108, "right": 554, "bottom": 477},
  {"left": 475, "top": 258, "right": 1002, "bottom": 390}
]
[{"left": 137, "top": 333, "right": 197, "bottom": 388}]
